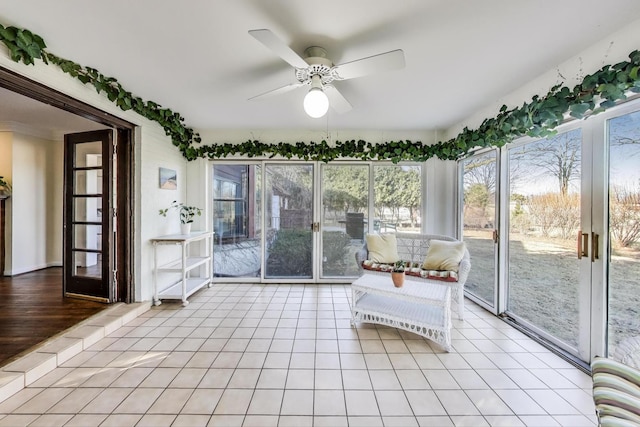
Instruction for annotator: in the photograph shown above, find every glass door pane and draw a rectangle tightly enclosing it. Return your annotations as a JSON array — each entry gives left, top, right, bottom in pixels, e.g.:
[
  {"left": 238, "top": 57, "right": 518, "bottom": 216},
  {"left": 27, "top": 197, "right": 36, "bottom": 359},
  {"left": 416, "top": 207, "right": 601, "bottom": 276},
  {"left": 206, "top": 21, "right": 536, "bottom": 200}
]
[
  {"left": 506, "top": 129, "right": 587, "bottom": 356},
  {"left": 321, "top": 164, "right": 369, "bottom": 278},
  {"left": 462, "top": 151, "right": 498, "bottom": 308},
  {"left": 212, "top": 164, "right": 262, "bottom": 279},
  {"left": 607, "top": 110, "right": 640, "bottom": 359},
  {"left": 64, "top": 130, "right": 113, "bottom": 301},
  {"left": 264, "top": 164, "right": 314, "bottom": 279},
  {"left": 373, "top": 165, "right": 421, "bottom": 233}
]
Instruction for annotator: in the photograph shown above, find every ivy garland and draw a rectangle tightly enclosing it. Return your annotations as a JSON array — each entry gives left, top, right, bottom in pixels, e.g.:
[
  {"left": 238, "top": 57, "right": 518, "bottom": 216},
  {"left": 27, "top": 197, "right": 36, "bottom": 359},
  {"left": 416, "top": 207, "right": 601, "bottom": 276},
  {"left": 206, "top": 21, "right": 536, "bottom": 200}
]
[{"left": 1, "top": 24, "right": 639, "bottom": 163}]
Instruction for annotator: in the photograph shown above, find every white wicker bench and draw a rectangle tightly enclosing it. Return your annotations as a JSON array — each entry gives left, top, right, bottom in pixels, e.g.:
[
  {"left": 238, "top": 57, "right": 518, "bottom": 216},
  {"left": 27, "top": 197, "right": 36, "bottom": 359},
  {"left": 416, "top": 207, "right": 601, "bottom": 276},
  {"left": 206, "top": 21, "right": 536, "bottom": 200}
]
[
  {"left": 355, "top": 233, "right": 471, "bottom": 320},
  {"left": 351, "top": 273, "right": 452, "bottom": 351}
]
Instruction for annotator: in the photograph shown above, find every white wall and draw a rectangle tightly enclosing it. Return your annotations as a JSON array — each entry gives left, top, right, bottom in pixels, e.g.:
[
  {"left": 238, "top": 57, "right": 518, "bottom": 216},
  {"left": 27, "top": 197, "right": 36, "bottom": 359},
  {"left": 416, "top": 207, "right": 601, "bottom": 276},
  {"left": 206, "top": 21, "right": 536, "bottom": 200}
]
[
  {"left": 0, "top": 131, "right": 13, "bottom": 272},
  {"left": 445, "top": 17, "right": 640, "bottom": 140},
  {"left": 8, "top": 132, "right": 61, "bottom": 274},
  {"left": 0, "top": 129, "right": 62, "bottom": 275}
]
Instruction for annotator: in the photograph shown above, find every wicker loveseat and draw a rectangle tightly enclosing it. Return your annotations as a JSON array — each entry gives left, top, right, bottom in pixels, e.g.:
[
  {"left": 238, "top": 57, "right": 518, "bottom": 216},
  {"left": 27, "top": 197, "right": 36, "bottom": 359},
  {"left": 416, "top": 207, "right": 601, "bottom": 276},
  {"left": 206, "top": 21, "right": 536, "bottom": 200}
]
[{"left": 355, "top": 233, "right": 471, "bottom": 320}]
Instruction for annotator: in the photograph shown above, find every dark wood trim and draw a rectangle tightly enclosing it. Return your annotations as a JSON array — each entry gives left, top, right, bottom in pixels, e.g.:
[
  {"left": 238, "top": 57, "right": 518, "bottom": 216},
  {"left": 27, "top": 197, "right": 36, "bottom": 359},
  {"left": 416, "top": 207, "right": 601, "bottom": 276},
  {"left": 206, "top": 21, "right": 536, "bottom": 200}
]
[
  {"left": 0, "top": 66, "right": 132, "bottom": 129},
  {"left": 116, "top": 128, "right": 134, "bottom": 303},
  {"left": 0, "top": 197, "right": 6, "bottom": 276},
  {"left": 0, "top": 66, "right": 135, "bottom": 303}
]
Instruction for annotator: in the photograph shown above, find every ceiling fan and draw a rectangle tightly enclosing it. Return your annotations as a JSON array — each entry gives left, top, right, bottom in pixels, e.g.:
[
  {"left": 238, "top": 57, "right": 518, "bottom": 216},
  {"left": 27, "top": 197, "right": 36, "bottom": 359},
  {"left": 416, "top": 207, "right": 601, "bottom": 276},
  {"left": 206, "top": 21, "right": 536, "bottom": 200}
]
[{"left": 248, "top": 29, "right": 406, "bottom": 118}]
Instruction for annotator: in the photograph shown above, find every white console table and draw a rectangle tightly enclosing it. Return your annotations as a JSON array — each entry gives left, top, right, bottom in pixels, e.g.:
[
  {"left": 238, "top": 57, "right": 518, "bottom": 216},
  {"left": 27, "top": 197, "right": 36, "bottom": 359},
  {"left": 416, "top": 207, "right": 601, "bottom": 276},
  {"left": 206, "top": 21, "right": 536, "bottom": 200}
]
[
  {"left": 351, "top": 273, "right": 452, "bottom": 351},
  {"left": 151, "top": 231, "right": 213, "bottom": 306}
]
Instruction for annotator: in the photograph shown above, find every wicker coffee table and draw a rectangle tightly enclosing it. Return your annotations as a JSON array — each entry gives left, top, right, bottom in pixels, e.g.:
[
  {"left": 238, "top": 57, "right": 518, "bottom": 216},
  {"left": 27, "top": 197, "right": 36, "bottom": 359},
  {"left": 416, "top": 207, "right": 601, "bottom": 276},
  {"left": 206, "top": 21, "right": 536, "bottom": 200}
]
[{"left": 351, "top": 273, "right": 452, "bottom": 351}]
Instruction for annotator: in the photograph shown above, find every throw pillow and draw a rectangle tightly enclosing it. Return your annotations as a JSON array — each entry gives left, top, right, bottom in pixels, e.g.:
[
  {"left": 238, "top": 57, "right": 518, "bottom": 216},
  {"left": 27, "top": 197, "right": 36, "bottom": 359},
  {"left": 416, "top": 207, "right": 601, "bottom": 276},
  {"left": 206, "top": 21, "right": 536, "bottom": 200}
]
[
  {"left": 422, "top": 239, "right": 466, "bottom": 272},
  {"left": 366, "top": 233, "right": 399, "bottom": 263}
]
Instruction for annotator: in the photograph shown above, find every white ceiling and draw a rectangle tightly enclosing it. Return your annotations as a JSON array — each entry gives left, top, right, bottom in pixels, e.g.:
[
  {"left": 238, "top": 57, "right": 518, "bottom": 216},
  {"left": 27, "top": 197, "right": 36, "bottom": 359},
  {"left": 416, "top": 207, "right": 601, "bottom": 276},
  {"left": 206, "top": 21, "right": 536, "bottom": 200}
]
[{"left": 1, "top": 0, "right": 640, "bottom": 135}]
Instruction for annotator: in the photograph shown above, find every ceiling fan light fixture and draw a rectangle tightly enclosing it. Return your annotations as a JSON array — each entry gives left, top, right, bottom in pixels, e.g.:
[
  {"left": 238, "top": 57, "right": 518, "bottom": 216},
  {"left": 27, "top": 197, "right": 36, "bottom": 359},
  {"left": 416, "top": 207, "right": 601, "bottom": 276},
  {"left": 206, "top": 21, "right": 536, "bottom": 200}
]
[{"left": 303, "top": 87, "right": 329, "bottom": 118}]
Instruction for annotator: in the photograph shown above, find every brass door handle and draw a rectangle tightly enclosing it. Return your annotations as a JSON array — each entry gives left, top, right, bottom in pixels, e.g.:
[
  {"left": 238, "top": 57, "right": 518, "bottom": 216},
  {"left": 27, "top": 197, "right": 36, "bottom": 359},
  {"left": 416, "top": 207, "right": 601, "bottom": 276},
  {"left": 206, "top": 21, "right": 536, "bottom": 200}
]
[
  {"left": 492, "top": 229, "right": 499, "bottom": 244},
  {"left": 577, "top": 231, "right": 589, "bottom": 259},
  {"left": 592, "top": 232, "right": 599, "bottom": 261}
]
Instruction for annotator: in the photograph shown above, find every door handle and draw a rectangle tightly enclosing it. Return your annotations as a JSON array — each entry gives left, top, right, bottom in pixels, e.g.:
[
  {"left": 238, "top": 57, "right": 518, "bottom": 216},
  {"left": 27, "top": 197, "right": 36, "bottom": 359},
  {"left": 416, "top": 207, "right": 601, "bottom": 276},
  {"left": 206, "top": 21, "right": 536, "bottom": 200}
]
[
  {"left": 577, "top": 230, "right": 589, "bottom": 259},
  {"left": 311, "top": 222, "right": 319, "bottom": 232},
  {"left": 492, "top": 229, "right": 499, "bottom": 244},
  {"left": 591, "top": 232, "right": 599, "bottom": 261}
]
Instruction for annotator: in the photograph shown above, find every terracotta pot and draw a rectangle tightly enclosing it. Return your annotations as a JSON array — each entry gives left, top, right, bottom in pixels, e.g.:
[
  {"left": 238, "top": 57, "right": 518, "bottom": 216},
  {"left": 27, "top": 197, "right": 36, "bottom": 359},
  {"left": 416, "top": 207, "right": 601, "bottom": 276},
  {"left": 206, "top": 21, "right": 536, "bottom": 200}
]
[{"left": 391, "top": 272, "right": 404, "bottom": 288}]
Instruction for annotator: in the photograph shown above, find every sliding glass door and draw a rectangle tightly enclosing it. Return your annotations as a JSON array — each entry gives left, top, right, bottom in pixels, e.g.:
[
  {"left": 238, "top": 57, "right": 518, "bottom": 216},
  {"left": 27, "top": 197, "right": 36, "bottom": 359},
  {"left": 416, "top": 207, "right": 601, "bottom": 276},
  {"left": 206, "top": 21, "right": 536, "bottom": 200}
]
[
  {"left": 212, "top": 161, "right": 425, "bottom": 283},
  {"left": 606, "top": 108, "right": 640, "bottom": 360},
  {"left": 461, "top": 150, "right": 498, "bottom": 310},
  {"left": 320, "top": 164, "right": 369, "bottom": 278},
  {"left": 264, "top": 163, "right": 314, "bottom": 280}
]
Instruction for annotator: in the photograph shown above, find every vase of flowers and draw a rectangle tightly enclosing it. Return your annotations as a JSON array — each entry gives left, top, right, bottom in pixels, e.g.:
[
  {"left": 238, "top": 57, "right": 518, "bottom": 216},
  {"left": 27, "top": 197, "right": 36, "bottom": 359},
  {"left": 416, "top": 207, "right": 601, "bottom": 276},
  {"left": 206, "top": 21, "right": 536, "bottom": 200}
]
[
  {"left": 159, "top": 200, "right": 202, "bottom": 235},
  {"left": 0, "top": 176, "right": 11, "bottom": 198}
]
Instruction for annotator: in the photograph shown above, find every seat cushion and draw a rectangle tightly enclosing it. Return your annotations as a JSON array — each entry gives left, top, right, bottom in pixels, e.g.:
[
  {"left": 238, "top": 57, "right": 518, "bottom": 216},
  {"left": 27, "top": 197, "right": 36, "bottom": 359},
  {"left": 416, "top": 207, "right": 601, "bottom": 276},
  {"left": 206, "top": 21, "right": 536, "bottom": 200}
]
[
  {"left": 366, "top": 233, "right": 400, "bottom": 263},
  {"left": 422, "top": 239, "right": 466, "bottom": 272}
]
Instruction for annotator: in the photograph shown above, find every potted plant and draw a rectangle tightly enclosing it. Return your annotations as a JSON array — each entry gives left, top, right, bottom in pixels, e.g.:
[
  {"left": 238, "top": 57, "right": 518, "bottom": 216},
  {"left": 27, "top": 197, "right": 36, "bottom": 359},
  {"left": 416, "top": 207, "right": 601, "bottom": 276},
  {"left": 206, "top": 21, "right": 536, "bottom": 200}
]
[
  {"left": 159, "top": 200, "right": 202, "bottom": 235},
  {"left": 0, "top": 176, "right": 11, "bottom": 198},
  {"left": 391, "top": 260, "right": 406, "bottom": 288}
]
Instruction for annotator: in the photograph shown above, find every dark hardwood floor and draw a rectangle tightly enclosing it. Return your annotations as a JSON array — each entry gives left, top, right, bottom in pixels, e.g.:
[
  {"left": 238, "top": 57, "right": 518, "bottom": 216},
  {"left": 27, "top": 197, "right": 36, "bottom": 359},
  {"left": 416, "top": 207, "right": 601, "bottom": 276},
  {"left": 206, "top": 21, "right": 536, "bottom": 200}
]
[{"left": 0, "top": 267, "right": 108, "bottom": 367}]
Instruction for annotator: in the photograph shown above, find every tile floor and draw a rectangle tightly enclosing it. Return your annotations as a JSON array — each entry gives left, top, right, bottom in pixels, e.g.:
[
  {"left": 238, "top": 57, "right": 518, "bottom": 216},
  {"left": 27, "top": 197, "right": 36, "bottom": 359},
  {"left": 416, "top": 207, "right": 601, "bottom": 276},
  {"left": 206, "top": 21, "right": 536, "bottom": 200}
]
[{"left": 0, "top": 283, "right": 597, "bottom": 427}]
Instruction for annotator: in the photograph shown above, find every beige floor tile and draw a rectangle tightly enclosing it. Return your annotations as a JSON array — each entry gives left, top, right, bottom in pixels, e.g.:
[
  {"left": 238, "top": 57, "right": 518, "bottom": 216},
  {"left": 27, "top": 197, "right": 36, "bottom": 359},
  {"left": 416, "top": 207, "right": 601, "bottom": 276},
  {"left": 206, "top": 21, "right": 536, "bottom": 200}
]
[
  {"left": 285, "top": 369, "right": 314, "bottom": 389},
  {"left": 109, "top": 367, "right": 154, "bottom": 388},
  {"left": 181, "top": 388, "right": 223, "bottom": 414},
  {"left": 449, "top": 415, "right": 490, "bottom": 426},
  {"left": 344, "top": 390, "right": 380, "bottom": 416},
  {"left": 94, "top": 412, "right": 139, "bottom": 426},
  {"left": 347, "top": 416, "right": 384, "bottom": 426},
  {"left": 169, "top": 368, "right": 207, "bottom": 388},
  {"left": 280, "top": 389, "right": 314, "bottom": 415},
  {"left": 237, "top": 352, "right": 267, "bottom": 369},
  {"left": 199, "top": 368, "right": 233, "bottom": 388},
  {"left": 263, "top": 352, "right": 291, "bottom": 369},
  {"left": 396, "top": 370, "right": 430, "bottom": 390},
  {"left": 228, "top": 369, "right": 261, "bottom": 389},
  {"left": 525, "top": 389, "right": 582, "bottom": 415},
  {"left": 434, "top": 390, "right": 480, "bottom": 416},
  {"left": 342, "top": 370, "right": 372, "bottom": 390},
  {"left": 213, "top": 389, "right": 253, "bottom": 414},
  {"left": 375, "top": 390, "right": 414, "bottom": 416},
  {"left": 62, "top": 414, "right": 108, "bottom": 427},
  {"left": 138, "top": 367, "right": 181, "bottom": 388},
  {"left": 0, "top": 414, "right": 38, "bottom": 427},
  {"left": 24, "top": 413, "right": 73, "bottom": 427},
  {"left": 256, "top": 369, "right": 288, "bottom": 389},
  {"left": 340, "top": 353, "right": 367, "bottom": 369},
  {"left": 79, "top": 388, "right": 133, "bottom": 413},
  {"left": 314, "top": 390, "right": 346, "bottom": 415},
  {"left": 136, "top": 414, "right": 177, "bottom": 426},
  {"left": 247, "top": 389, "right": 283, "bottom": 415},
  {"left": 314, "top": 369, "right": 342, "bottom": 389},
  {"left": 243, "top": 415, "right": 279, "bottom": 426},
  {"left": 185, "top": 351, "right": 218, "bottom": 368},
  {"left": 11, "top": 388, "right": 70, "bottom": 414},
  {"left": 465, "top": 389, "right": 514, "bottom": 415},
  {"left": 315, "top": 353, "right": 340, "bottom": 369},
  {"left": 114, "top": 387, "right": 164, "bottom": 413},
  {"left": 48, "top": 388, "right": 102, "bottom": 413},
  {"left": 369, "top": 370, "right": 402, "bottom": 390},
  {"left": 147, "top": 388, "right": 193, "bottom": 414}
]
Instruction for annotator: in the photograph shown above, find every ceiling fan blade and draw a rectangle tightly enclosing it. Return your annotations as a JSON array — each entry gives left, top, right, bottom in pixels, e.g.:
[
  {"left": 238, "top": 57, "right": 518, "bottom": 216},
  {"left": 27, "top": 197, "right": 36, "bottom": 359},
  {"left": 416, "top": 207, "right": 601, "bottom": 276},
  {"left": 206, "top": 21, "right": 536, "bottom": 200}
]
[
  {"left": 324, "top": 85, "right": 352, "bottom": 114},
  {"left": 249, "top": 29, "right": 309, "bottom": 69},
  {"left": 333, "top": 49, "right": 405, "bottom": 80},
  {"left": 248, "top": 82, "right": 304, "bottom": 101}
]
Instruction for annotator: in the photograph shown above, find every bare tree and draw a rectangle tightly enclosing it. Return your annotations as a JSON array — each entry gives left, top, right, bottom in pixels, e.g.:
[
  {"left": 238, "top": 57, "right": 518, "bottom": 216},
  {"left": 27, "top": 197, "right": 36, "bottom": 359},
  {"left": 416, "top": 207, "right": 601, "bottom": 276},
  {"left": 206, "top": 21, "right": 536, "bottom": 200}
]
[
  {"left": 527, "top": 131, "right": 581, "bottom": 196},
  {"left": 464, "top": 155, "right": 496, "bottom": 194},
  {"left": 526, "top": 193, "right": 580, "bottom": 239},
  {"left": 610, "top": 184, "right": 640, "bottom": 248}
]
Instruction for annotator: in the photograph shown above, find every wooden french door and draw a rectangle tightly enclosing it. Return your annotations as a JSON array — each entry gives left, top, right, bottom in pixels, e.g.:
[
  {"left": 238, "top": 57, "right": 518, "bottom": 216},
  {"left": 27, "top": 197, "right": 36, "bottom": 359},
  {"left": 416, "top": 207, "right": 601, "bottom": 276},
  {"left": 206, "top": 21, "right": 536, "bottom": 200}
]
[{"left": 64, "top": 129, "right": 114, "bottom": 301}]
